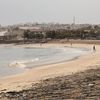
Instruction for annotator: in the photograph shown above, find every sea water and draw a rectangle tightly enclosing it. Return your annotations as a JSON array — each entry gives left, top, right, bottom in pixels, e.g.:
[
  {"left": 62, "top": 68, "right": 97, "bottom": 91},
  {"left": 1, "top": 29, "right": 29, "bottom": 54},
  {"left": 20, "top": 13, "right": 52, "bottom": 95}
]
[{"left": 0, "top": 45, "right": 89, "bottom": 78}]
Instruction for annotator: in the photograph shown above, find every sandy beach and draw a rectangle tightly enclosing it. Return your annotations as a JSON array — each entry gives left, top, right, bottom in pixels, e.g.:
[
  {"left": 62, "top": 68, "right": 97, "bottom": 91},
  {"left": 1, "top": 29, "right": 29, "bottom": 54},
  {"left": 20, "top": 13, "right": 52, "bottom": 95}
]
[{"left": 0, "top": 42, "right": 100, "bottom": 92}]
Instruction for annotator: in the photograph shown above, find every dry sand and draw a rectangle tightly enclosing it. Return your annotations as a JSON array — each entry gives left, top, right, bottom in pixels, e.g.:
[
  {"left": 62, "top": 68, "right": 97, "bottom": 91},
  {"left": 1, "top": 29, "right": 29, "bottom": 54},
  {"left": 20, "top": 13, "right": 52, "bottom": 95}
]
[{"left": 0, "top": 43, "right": 100, "bottom": 92}]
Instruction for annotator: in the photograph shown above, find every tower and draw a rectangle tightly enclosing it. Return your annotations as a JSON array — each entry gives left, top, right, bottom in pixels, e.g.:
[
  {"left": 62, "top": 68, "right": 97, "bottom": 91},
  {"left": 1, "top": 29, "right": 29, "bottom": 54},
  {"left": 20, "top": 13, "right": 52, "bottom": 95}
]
[
  {"left": 71, "top": 16, "right": 76, "bottom": 30},
  {"left": 73, "top": 16, "right": 75, "bottom": 25}
]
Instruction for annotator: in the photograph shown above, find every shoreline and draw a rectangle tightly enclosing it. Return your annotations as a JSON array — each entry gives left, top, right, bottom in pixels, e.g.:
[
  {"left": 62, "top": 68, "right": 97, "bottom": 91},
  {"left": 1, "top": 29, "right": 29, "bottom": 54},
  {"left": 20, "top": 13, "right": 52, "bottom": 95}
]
[
  {"left": 0, "top": 42, "right": 100, "bottom": 92},
  {"left": 0, "top": 43, "right": 89, "bottom": 77},
  {"left": 0, "top": 43, "right": 88, "bottom": 78}
]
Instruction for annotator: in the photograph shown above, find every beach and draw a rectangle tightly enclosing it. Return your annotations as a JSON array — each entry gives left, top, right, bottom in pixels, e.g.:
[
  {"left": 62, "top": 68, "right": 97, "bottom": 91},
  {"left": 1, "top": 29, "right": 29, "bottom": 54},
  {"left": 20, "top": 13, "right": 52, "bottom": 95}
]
[{"left": 0, "top": 41, "right": 100, "bottom": 93}]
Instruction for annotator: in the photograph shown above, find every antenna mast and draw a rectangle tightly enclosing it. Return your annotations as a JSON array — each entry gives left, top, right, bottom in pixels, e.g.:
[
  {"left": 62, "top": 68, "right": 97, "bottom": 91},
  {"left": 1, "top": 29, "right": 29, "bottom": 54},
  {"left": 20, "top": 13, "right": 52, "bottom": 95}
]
[{"left": 73, "top": 16, "right": 75, "bottom": 25}]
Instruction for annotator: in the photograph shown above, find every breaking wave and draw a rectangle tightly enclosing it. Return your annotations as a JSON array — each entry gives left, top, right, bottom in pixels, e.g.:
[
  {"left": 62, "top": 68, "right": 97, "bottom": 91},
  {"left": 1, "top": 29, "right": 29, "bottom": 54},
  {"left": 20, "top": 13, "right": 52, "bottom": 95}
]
[{"left": 9, "top": 58, "right": 39, "bottom": 68}]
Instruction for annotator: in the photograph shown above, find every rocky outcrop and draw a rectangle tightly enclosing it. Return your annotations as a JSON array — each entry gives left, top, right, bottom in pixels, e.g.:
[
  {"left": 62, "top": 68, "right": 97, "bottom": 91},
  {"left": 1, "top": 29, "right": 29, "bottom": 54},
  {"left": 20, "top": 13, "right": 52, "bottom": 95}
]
[{"left": 0, "top": 68, "right": 100, "bottom": 100}]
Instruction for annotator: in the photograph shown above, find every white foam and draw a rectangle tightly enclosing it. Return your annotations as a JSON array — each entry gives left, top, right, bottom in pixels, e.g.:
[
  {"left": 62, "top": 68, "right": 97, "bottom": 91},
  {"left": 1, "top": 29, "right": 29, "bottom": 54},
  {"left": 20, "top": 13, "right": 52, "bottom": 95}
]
[
  {"left": 9, "top": 61, "right": 26, "bottom": 68},
  {"left": 9, "top": 58, "right": 39, "bottom": 68},
  {"left": 18, "top": 58, "right": 39, "bottom": 63}
]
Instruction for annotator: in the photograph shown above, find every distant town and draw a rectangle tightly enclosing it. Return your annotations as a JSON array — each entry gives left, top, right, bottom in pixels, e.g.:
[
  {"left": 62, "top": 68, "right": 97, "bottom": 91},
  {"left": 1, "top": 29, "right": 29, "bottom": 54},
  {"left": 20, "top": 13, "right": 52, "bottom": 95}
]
[{"left": 0, "top": 23, "right": 100, "bottom": 43}]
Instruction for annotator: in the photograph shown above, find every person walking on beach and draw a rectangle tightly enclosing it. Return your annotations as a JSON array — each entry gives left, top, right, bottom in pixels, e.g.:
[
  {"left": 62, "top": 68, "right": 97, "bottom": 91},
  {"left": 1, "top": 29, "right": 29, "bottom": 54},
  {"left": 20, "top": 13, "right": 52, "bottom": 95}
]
[
  {"left": 93, "top": 45, "right": 96, "bottom": 52},
  {"left": 70, "top": 42, "right": 72, "bottom": 47}
]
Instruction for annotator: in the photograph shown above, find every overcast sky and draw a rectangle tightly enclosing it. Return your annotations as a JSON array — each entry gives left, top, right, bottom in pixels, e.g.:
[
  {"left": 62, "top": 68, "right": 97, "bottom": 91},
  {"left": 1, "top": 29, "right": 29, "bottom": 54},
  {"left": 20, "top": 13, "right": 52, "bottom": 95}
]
[{"left": 0, "top": 0, "right": 100, "bottom": 25}]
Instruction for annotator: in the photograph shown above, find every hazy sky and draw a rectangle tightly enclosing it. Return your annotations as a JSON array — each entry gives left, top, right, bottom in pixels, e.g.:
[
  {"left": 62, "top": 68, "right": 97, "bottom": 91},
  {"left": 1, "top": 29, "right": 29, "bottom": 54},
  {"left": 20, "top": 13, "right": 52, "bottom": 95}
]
[{"left": 0, "top": 0, "right": 100, "bottom": 25}]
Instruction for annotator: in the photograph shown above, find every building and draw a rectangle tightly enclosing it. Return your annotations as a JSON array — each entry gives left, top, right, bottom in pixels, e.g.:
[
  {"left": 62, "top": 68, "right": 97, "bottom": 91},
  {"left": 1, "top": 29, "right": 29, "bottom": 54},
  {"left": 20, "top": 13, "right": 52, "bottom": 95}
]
[
  {"left": 0, "top": 31, "right": 8, "bottom": 40},
  {"left": 19, "top": 26, "right": 46, "bottom": 37}
]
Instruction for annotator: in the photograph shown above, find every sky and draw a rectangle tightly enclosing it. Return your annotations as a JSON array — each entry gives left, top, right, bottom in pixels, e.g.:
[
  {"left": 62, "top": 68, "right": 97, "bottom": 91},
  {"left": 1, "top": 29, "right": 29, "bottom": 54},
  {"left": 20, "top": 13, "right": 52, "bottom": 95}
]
[{"left": 0, "top": 0, "right": 100, "bottom": 25}]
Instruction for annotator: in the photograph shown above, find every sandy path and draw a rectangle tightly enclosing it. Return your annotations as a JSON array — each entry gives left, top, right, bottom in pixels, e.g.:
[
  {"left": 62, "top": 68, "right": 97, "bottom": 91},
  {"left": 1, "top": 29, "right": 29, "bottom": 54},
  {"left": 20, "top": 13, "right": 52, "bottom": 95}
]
[{"left": 0, "top": 43, "right": 100, "bottom": 92}]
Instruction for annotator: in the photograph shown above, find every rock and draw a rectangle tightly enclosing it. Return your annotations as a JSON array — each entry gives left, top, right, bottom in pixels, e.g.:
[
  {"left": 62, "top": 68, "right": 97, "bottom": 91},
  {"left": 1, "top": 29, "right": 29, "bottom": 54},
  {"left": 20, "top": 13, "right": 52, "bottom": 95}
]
[
  {"left": 88, "top": 83, "right": 94, "bottom": 87},
  {"left": 0, "top": 68, "right": 100, "bottom": 100}
]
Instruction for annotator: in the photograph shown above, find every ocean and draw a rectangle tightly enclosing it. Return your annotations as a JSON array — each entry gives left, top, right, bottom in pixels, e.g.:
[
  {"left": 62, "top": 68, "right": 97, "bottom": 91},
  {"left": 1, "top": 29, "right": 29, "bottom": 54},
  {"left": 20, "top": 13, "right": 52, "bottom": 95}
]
[{"left": 0, "top": 45, "right": 89, "bottom": 78}]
